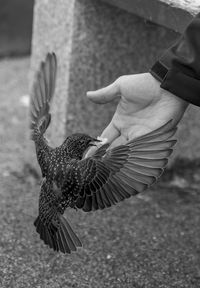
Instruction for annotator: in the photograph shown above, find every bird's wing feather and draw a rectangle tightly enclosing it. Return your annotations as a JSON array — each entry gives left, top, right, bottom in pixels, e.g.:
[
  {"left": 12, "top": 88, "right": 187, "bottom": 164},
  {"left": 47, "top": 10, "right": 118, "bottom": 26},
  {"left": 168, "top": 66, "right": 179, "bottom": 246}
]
[
  {"left": 75, "top": 120, "right": 177, "bottom": 212},
  {"left": 34, "top": 180, "right": 82, "bottom": 254},
  {"left": 30, "top": 52, "right": 57, "bottom": 139}
]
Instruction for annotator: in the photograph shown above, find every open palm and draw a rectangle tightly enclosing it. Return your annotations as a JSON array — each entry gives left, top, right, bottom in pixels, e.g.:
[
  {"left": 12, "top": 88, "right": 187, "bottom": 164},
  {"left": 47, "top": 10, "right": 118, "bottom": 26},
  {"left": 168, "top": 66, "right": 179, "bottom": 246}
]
[{"left": 87, "top": 73, "right": 188, "bottom": 152}]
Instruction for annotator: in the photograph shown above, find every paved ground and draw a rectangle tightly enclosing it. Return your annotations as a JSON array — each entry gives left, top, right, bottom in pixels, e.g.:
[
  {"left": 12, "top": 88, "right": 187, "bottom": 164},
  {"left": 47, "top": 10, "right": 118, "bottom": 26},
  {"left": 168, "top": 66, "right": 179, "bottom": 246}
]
[{"left": 0, "top": 57, "right": 200, "bottom": 288}]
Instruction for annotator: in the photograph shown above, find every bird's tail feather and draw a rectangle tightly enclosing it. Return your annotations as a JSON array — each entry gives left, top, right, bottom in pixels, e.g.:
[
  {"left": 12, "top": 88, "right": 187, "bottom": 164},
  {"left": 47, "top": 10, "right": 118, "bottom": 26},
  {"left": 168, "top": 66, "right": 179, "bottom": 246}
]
[
  {"left": 30, "top": 52, "right": 57, "bottom": 141},
  {"left": 34, "top": 214, "right": 82, "bottom": 254}
]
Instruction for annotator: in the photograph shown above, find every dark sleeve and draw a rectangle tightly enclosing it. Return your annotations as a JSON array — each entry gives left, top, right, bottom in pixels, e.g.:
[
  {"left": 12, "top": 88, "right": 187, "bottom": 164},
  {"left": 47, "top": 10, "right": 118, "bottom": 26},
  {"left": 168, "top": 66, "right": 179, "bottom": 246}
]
[{"left": 150, "top": 13, "right": 200, "bottom": 106}]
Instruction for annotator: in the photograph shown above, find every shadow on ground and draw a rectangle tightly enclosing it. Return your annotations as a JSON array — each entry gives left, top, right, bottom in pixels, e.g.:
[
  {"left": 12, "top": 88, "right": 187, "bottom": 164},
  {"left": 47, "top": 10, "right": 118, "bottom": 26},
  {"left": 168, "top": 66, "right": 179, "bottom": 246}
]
[{"left": 0, "top": 57, "right": 200, "bottom": 288}]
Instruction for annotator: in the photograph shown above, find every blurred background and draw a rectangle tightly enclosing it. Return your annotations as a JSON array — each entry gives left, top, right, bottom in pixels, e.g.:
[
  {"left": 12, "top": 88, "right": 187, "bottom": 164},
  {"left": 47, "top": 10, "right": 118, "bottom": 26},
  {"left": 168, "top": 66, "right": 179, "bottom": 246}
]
[
  {"left": 0, "top": 0, "right": 34, "bottom": 57},
  {"left": 1, "top": 1, "right": 200, "bottom": 288}
]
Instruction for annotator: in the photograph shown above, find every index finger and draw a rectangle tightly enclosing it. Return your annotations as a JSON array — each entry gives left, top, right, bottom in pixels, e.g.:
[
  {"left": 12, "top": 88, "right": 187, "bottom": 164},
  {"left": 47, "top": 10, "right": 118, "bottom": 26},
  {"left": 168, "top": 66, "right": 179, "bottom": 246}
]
[
  {"left": 84, "top": 122, "right": 120, "bottom": 158},
  {"left": 100, "top": 122, "right": 120, "bottom": 144}
]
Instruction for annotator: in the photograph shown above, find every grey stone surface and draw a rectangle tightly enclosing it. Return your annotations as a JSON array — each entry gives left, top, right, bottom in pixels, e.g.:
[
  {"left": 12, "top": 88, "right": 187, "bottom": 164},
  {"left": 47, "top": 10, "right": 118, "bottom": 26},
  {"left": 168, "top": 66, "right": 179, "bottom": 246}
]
[
  {"left": 31, "top": 0, "right": 200, "bottom": 161},
  {"left": 31, "top": 0, "right": 76, "bottom": 146},
  {"left": 102, "top": 0, "right": 199, "bottom": 33}
]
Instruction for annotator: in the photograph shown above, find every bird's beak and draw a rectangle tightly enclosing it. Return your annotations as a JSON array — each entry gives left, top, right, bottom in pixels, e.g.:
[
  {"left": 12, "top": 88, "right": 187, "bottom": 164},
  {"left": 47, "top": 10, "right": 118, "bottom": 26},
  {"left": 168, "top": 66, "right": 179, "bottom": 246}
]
[
  {"left": 89, "top": 137, "right": 109, "bottom": 147},
  {"left": 89, "top": 138, "right": 101, "bottom": 147},
  {"left": 89, "top": 138, "right": 101, "bottom": 146}
]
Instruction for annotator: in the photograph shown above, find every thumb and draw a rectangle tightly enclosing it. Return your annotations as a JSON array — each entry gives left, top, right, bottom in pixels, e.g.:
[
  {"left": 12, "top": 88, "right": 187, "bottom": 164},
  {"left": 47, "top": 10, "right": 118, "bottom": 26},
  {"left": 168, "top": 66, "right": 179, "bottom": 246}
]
[{"left": 87, "top": 81, "right": 120, "bottom": 104}]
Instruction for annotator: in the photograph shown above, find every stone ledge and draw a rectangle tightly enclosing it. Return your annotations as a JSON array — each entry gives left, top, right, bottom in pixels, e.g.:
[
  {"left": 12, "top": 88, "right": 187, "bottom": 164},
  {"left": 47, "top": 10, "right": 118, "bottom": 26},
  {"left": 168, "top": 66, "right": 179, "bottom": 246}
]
[{"left": 101, "top": 0, "right": 200, "bottom": 33}]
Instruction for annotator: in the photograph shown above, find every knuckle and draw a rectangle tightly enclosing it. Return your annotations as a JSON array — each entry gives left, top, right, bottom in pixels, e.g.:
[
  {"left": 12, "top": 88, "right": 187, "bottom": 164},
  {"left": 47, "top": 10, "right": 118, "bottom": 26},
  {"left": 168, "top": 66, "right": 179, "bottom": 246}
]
[
  {"left": 114, "top": 77, "right": 123, "bottom": 91},
  {"left": 116, "top": 76, "right": 124, "bottom": 84},
  {"left": 115, "top": 75, "right": 127, "bottom": 87}
]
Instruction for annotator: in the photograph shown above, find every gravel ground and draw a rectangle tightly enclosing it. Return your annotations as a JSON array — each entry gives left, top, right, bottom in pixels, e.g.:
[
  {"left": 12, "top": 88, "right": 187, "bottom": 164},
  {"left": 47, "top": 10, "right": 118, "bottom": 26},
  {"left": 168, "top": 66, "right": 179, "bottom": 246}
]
[{"left": 0, "top": 57, "right": 200, "bottom": 288}]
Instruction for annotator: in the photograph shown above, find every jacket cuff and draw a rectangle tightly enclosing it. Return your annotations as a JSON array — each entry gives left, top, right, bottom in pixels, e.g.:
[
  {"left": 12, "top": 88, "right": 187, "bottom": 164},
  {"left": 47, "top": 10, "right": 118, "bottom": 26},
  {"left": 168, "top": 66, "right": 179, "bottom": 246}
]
[
  {"left": 150, "top": 61, "right": 200, "bottom": 106},
  {"left": 150, "top": 61, "right": 168, "bottom": 82}
]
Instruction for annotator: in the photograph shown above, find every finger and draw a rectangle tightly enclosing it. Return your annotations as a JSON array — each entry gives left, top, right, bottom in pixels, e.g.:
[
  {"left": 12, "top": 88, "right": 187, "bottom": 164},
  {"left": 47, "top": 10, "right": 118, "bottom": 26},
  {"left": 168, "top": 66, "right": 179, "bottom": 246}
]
[
  {"left": 100, "top": 122, "right": 120, "bottom": 144},
  {"left": 84, "top": 123, "right": 120, "bottom": 158},
  {"left": 87, "top": 81, "right": 120, "bottom": 104},
  {"left": 128, "top": 128, "right": 151, "bottom": 140},
  {"left": 109, "top": 135, "right": 127, "bottom": 149},
  {"left": 84, "top": 146, "right": 97, "bottom": 158}
]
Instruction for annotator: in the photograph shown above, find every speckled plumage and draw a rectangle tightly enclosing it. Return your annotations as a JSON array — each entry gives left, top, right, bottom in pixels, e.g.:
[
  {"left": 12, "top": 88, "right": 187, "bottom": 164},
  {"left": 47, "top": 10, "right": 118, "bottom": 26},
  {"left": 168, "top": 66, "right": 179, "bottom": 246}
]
[{"left": 30, "top": 53, "right": 177, "bottom": 254}]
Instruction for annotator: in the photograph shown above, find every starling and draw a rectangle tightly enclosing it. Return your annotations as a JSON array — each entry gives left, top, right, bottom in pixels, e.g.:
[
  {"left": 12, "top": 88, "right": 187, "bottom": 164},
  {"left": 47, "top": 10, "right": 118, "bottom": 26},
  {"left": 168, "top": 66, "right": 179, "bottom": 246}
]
[{"left": 30, "top": 52, "right": 177, "bottom": 254}]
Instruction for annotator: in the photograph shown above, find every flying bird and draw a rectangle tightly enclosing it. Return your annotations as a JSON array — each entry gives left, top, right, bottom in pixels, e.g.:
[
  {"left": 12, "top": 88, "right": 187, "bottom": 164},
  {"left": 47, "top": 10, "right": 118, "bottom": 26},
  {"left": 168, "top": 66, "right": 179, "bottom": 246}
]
[{"left": 30, "top": 52, "right": 177, "bottom": 254}]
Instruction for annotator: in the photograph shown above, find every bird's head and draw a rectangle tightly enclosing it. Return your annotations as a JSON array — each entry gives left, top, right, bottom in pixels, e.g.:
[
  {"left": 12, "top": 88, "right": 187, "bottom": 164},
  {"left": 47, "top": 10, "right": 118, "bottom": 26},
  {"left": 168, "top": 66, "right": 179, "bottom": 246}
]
[{"left": 62, "top": 133, "right": 101, "bottom": 160}]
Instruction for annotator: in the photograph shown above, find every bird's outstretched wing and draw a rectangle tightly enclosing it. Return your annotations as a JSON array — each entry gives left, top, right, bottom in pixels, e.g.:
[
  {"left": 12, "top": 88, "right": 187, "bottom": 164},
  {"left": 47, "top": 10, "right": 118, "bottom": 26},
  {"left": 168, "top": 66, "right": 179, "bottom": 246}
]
[
  {"left": 34, "top": 180, "right": 82, "bottom": 254},
  {"left": 30, "top": 52, "right": 57, "bottom": 140},
  {"left": 75, "top": 120, "right": 177, "bottom": 212}
]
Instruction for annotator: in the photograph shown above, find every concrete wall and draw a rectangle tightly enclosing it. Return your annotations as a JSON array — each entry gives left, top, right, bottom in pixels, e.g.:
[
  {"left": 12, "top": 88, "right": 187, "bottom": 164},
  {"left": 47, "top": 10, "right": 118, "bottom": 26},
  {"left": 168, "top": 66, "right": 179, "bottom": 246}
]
[{"left": 31, "top": 0, "right": 200, "bottom": 160}]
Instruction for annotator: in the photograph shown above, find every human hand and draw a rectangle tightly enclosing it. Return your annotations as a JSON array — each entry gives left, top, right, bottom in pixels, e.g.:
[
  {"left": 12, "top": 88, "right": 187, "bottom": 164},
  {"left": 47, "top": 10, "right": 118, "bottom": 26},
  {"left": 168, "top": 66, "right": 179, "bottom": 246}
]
[{"left": 86, "top": 73, "right": 188, "bottom": 156}]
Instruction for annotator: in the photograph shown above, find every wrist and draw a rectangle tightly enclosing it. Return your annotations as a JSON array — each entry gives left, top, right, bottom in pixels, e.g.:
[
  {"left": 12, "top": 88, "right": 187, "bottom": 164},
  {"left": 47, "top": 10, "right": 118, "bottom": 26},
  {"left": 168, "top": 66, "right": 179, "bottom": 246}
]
[
  {"left": 146, "top": 72, "right": 164, "bottom": 100},
  {"left": 149, "top": 72, "right": 189, "bottom": 108}
]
